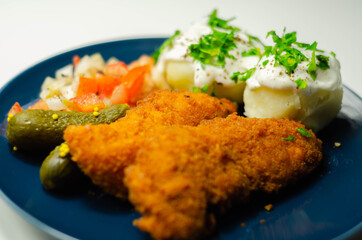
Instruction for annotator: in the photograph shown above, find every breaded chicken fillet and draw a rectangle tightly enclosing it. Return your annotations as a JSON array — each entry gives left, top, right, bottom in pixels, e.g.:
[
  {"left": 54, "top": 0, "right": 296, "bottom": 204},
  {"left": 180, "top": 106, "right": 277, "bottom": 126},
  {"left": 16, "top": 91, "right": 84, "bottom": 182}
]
[
  {"left": 64, "top": 90, "right": 236, "bottom": 198},
  {"left": 124, "top": 115, "right": 322, "bottom": 240}
]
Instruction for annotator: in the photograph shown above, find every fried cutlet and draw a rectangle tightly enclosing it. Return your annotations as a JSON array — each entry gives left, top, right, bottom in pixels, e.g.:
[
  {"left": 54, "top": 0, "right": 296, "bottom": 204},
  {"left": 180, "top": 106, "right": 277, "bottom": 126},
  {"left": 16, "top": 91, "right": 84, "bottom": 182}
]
[
  {"left": 64, "top": 90, "right": 236, "bottom": 198},
  {"left": 124, "top": 115, "right": 322, "bottom": 240}
]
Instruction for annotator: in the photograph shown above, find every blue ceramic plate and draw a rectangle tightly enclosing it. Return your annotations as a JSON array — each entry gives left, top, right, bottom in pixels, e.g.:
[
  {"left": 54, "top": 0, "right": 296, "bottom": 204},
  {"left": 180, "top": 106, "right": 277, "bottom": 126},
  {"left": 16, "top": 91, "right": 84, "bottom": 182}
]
[{"left": 0, "top": 38, "right": 362, "bottom": 240}]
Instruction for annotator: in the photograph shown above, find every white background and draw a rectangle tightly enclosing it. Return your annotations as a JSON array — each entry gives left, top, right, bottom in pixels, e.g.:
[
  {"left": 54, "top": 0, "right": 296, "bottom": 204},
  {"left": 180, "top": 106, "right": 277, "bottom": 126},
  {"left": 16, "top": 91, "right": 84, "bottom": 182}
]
[{"left": 0, "top": 0, "right": 361, "bottom": 239}]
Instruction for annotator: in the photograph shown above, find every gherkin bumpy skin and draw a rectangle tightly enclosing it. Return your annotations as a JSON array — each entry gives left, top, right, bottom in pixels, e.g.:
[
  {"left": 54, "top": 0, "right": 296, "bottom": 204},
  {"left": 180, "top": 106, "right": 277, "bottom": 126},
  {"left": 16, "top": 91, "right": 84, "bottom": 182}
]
[{"left": 7, "top": 104, "right": 129, "bottom": 152}]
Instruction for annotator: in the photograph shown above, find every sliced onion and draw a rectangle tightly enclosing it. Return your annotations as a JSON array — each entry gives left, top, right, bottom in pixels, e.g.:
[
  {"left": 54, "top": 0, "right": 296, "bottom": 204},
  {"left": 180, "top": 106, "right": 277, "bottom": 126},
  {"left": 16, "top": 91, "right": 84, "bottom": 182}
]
[{"left": 45, "top": 97, "right": 67, "bottom": 111}]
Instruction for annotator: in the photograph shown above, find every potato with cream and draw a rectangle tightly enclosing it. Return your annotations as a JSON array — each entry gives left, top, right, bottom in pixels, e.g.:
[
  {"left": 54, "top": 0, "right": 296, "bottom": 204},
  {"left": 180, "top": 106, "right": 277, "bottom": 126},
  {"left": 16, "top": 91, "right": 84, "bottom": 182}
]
[
  {"left": 151, "top": 10, "right": 343, "bottom": 131},
  {"left": 242, "top": 31, "right": 342, "bottom": 131},
  {"left": 152, "top": 10, "right": 261, "bottom": 103}
]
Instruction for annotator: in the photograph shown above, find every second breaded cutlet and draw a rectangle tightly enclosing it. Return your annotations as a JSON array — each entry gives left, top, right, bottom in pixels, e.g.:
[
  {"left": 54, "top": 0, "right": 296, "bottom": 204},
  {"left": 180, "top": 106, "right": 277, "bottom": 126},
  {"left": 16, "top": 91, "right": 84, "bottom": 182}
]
[{"left": 124, "top": 114, "right": 322, "bottom": 240}]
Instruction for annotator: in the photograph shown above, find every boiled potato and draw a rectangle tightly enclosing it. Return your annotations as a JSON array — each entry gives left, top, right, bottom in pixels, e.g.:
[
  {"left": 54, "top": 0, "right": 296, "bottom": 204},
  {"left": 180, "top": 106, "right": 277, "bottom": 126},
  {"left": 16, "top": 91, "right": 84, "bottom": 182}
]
[
  {"left": 164, "top": 60, "right": 245, "bottom": 103},
  {"left": 243, "top": 87, "right": 301, "bottom": 119},
  {"left": 214, "top": 83, "right": 245, "bottom": 104},
  {"left": 243, "top": 85, "right": 343, "bottom": 131},
  {"left": 297, "top": 88, "right": 343, "bottom": 131},
  {"left": 165, "top": 61, "right": 195, "bottom": 91}
]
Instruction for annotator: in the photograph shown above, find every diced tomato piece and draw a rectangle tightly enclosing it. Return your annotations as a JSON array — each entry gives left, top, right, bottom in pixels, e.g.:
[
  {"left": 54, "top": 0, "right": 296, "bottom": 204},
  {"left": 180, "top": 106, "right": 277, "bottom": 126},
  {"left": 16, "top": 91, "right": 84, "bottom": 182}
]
[
  {"left": 110, "top": 84, "right": 129, "bottom": 105},
  {"left": 76, "top": 77, "right": 98, "bottom": 97},
  {"left": 105, "top": 61, "right": 128, "bottom": 77},
  {"left": 28, "top": 99, "right": 49, "bottom": 110},
  {"left": 95, "top": 73, "right": 123, "bottom": 97},
  {"left": 70, "top": 93, "right": 105, "bottom": 112},
  {"left": 69, "top": 55, "right": 151, "bottom": 111},
  {"left": 76, "top": 74, "right": 124, "bottom": 98},
  {"left": 8, "top": 102, "right": 22, "bottom": 115},
  {"left": 122, "top": 65, "right": 148, "bottom": 100},
  {"left": 73, "top": 55, "right": 81, "bottom": 67}
]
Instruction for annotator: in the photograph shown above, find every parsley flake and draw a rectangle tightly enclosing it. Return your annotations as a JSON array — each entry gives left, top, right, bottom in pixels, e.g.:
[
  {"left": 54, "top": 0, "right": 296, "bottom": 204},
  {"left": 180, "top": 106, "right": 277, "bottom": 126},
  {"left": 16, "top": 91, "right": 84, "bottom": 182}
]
[
  {"left": 230, "top": 72, "right": 241, "bottom": 83},
  {"left": 265, "top": 29, "right": 309, "bottom": 74},
  {"left": 284, "top": 136, "right": 295, "bottom": 142},
  {"left": 230, "top": 67, "right": 256, "bottom": 83},
  {"left": 262, "top": 59, "right": 269, "bottom": 67},
  {"left": 242, "top": 48, "right": 262, "bottom": 58},
  {"left": 189, "top": 10, "right": 241, "bottom": 68},
  {"left": 307, "top": 41, "right": 317, "bottom": 80},
  {"left": 244, "top": 28, "right": 334, "bottom": 88},
  {"left": 295, "top": 78, "right": 308, "bottom": 89},
  {"left": 247, "top": 34, "right": 264, "bottom": 47},
  {"left": 316, "top": 55, "right": 330, "bottom": 70},
  {"left": 192, "top": 84, "right": 209, "bottom": 93},
  {"left": 152, "top": 30, "right": 180, "bottom": 63},
  {"left": 297, "top": 127, "right": 312, "bottom": 138},
  {"left": 208, "top": 9, "right": 239, "bottom": 31},
  {"left": 189, "top": 29, "right": 237, "bottom": 68}
]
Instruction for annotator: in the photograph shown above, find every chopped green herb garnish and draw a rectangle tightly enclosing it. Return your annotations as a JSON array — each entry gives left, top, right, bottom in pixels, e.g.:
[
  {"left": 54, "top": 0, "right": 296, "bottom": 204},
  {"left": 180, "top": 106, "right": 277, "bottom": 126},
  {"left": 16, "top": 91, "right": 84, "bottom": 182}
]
[
  {"left": 297, "top": 127, "right": 312, "bottom": 137},
  {"left": 189, "top": 10, "right": 242, "bottom": 68},
  {"left": 284, "top": 136, "right": 295, "bottom": 142},
  {"left": 242, "top": 48, "right": 262, "bottom": 58},
  {"left": 316, "top": 55, "right": 330, "bottom": 70},
  {"left": 263, "top": 46, "right": 273, "bottom": 57},
  {"left": 277, "top": 52, "right": 300, "bottom": 73},
  {"left": 152, "top": 30, "right": 180, "bottom": 63},
  {"left": 244, "top": 28, "right": 333, "bottom": 87},
  {"left": 200, "top": 84, "right": 209, "bottom": 93},
  {"left": 307, "top": 41, "right": 317, "bottom": 80},
  {"left": 265, "top": 29, "right": 309, "bottom": 74},
  {"left": 331, "top": 51, "right": 336, "bottom": 57},
  {"left": 230, "top": 72, "right": 241, "bottom": 83},
  {"left": 295, "top": 42, "right": 311, "bottom": 48},
  {"left": 247, "top": 34, "right": 264, "bottom": 47},
  {"left": 208, "top": 9, "right": 239, "bottom": 31},
  {"left": 295, "top": 78, "right": 308, "bottom": 89},
  {"left": 192, "top": 84, "right": 209, "bottom": 93},
  {"left": 230, "top": 67, "right": 256, "bottom": 83},
  {"left": 262, "top": 59, "right": 269, "bottom": 67},
  {"left": 189, "top": 29, "right": 237, "bottom": 68},
  {"left": 240, "top": 67, "right": 256, "bottom": 81}
]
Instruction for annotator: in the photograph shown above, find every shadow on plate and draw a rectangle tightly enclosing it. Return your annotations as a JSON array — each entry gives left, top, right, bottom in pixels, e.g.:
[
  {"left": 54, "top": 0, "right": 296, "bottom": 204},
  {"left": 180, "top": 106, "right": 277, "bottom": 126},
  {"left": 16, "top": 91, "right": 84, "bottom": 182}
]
[
  {"left": 318, "top": 113, "right": 362, "bottom": 144},
  {"left": 7, "top": 145, "right": 49, "bottom": 166},
  {"left": 42, "top": 175, "right": 135, "bottom": 214},
  {"left": 82, "top": 185, "right": 135, "bottom": 214},
  {"left": 212, "top": 157, "right": 327, "bottom": 239}
]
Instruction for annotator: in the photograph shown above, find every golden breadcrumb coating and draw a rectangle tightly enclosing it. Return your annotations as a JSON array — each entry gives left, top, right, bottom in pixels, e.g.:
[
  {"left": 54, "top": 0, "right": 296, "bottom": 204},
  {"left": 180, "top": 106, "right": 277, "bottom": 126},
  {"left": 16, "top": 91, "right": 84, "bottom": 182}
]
[
  {"left": 124, "top": 115, "right": 322, "bottom": 240},
  {"left": 64, "top": 90, "right": 236, "bottom": 198},
  {"left": 64, "top": 90, "right": 322, "bottom": 240}
]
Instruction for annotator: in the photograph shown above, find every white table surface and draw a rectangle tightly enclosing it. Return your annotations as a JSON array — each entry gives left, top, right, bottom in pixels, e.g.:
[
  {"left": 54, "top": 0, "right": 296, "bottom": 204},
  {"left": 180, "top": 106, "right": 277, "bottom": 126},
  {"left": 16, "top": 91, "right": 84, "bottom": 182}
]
[{"left": 0, "top": 0, "right": 361, "bottom": 239}]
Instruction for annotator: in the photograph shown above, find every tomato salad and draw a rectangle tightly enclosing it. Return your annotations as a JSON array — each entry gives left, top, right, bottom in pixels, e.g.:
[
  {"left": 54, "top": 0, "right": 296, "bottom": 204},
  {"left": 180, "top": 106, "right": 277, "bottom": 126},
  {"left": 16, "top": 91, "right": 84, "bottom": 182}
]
[{"left": 8, "top": 54, "right": 155, "bottom": 115}]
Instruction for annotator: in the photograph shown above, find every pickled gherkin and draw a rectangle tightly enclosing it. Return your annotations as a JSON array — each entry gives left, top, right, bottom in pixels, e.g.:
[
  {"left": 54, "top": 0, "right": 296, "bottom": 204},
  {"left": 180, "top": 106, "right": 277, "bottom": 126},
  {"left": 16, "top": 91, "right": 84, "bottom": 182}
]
[
  {"left": 40, "top": 144, "right": 88, "bottom": 190},
  {"left": 7, "top": 104, "right": 129, "bottom": 152}
]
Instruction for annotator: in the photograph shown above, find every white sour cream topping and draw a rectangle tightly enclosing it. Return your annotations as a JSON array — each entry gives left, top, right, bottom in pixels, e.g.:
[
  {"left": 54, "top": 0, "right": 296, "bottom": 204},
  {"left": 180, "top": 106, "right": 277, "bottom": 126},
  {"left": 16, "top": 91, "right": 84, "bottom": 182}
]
[
  {"left": 153, "top": 23, "right": 260, "bottom": 87},
  {"left": 247, "top": 45, "right": 342, "bottom": 96}
]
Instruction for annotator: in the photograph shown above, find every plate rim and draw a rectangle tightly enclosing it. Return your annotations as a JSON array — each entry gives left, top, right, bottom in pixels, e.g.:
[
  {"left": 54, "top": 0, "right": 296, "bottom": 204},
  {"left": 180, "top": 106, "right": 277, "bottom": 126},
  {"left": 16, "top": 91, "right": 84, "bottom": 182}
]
[{"left": 0, "top": 190, "right": 75, "bottom": 240}]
